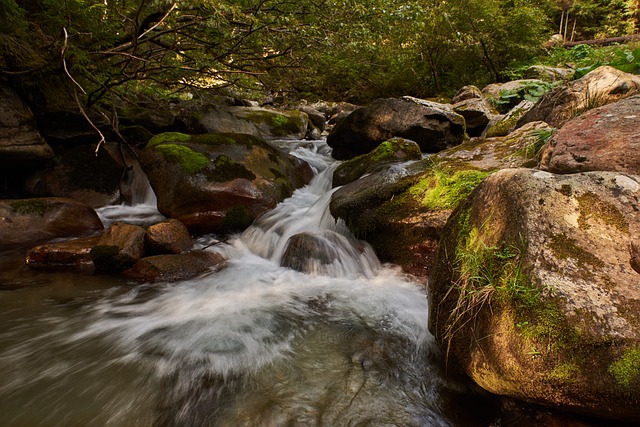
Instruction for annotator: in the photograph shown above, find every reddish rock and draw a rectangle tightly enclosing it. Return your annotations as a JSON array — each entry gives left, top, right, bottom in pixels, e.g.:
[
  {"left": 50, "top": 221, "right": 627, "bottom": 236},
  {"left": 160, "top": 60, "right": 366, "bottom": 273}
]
[
  {"left": 540, "top": 95, "right": 640, "bottom": 174},
  {"left": 146, "top": 218, "right": 193, "bottom": 254},
  {"left": 123, "top": 251, "right": 226, "bottom": 282},
  {"left": 26, "top": 236, "right": 100, "bottom": 270},
  {"left": 91, "top": 222, "right": 146, "bottom": 271},
  {"left": 0, "top": 198, "right": 103, "bottom": 250}
]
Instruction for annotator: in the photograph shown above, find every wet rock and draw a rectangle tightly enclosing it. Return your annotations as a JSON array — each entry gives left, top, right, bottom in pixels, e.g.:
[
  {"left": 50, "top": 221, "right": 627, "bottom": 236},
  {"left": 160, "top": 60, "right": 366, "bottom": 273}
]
[
  {"left": 0, "top": 84, "right": 54, "bottom": 167},
  {"left": 140, "top": 132, "right": 311, "bottom": 234},
  {"left": 0, "top": 197, "right": 103, "bottom": 250},
  {"left": 91, "top": 222, "right": 146, "bottom": 272},
  {"left": 540, "top": 95, "right": 640, "bottom": 175},
  {"left": 123, "top": 251, "right": 226, "bottom": 282},
  {"left": 25, "top": 235, "right": 100, "bottom": 270},
  {"left": 326, "top": 97, "right": 466, "bottom": 160},
  {"left": 429, "top": 168, "right": 640, "bottom": 422},
  {"left": 332, "top": 137, "right": 422, "bottom": 187},
  {"left": 517, "top": 66, "right": 640, "bottom": 129},
  {"left": 146, "top": 218, "right": 193, "bottom": 254}
]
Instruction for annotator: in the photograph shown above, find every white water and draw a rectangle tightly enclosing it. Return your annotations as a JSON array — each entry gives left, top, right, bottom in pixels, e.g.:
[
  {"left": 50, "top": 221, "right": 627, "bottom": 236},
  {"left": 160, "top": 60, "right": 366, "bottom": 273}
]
[{"left": 0, "top": 140, "right": 498, "bottom": 426}]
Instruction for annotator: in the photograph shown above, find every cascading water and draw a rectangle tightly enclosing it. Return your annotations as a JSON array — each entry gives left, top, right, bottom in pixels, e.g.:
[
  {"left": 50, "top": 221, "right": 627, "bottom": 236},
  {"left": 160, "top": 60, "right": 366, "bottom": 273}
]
[{"left": 0, "top": 139, "right": 502, "bottom": 426}]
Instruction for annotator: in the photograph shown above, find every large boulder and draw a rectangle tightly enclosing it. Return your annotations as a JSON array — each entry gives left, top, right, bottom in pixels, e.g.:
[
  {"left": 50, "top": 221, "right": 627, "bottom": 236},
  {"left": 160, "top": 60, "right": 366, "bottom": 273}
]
[
  {"left": 326, "top": 97, "right": 466, "bottom": 160},
  {"left": 332, "top": 137, "right": 422, "bottom": 187},
  {"left": 91, "top": 222, "right": 146, "bottom": 272},
  {"left": 0, "top": 84, "right": 54, "bottom": 167},
  {"left": 146, "top": 218, "right": 193, "bottom": 254},
  {"left": 453, "top": 97, "right": 497, "bottom": 137},
  {"left": 0, "top": 198, "right": 103, "bottom": 250},
  {"left": 482, "top": 100, "right": 536, "bottom": 138},
  {"left": 429, "top": 168, "right": 640, "bottom": 422},
  {"left": 540, "top": 95, "right": 640, "bottom": 175},
  {"left": 140, "top": 132, "right": 311, "bottom": 234},
  {"left": 517, "top": 66, "right": 640, "bottom": 129}
]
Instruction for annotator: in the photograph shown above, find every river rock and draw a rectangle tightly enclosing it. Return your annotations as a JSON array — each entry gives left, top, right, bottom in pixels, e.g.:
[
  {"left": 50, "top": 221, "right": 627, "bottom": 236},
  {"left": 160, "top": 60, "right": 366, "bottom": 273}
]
[
  {"left": 483, "top": 100, "right": 536, "bottom": 138},
  {"left": 25, "top": 235, "right": 100, "bottom": 270},
  {"left": 452, "top": 85, "right": 483, "bottom": 103},
  {"left": 481, "top": 79, "right": 544, "bottom": 113},
  {"left": 524, "top": 65, "right": 575, "bottom": 82},
  {"left": 517, "top": 66, "right": 640, "bottom": 129},
  {"left": 0, "top": 84, "right": 54, "bottom": 167},
  {"left": 453, "top": 97, "right": 496, "bottom": 137},
  {"left": 123, "top": 251, "right": 226, "bottom": 283},
  {"left": 332, "top": 137, "right": 422, "bottom": 187},
  {"left": 429, "top": 168, "right": 640, "bottom": 422},
  {"left": 117, "top": 105, "right": 186, "bottom": 135},
  {"left": 91, "top": 222, "right": 146, "bottom": 272},
  {"left": 24, "top": 142, "right": 127, "bottom": 207},
  {"left": 140, "top": 132, "right": 311, "bottom": 234},
  {"left": 0, "top": 198, "right": 103, "bottom": 250},
  {"left": 326, "top": 97, "right": 466, "bottom": 160},
  {"left": 540, "top": 95, "right": 640, "bottom": 174},
  {"left": 146, "top": 219, "right": 193, "bottom": 254}
]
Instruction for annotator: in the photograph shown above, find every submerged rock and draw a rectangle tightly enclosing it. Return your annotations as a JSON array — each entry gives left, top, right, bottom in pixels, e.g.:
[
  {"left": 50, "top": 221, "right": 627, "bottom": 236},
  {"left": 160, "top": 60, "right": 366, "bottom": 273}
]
[
  {"left": 429, "top": 168, "right": 640, "bottom": 422},
  {"left": 140, "top": 132, "right": 311, "bottom": 234},
  {"left": 0, "top": 197, "right": 103, "bottom": 250},
  {"left": 326, "top": 97, "right": 466, "bottom": 160},
  {"left": 123, "top": 251, "right": 226, "bottom": 283},
  {"left": 540, "top": 95, "right": 640, "bottom": 175}
]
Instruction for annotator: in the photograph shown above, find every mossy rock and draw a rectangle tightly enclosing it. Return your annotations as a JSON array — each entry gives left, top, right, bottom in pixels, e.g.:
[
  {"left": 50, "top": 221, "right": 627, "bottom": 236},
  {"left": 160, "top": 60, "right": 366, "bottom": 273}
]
[
  {"left": 332, "top": 137, "right": 422, "bottom": 187},
  {"left": 428, "top": 168, "right": 640, "bottom": 421}
]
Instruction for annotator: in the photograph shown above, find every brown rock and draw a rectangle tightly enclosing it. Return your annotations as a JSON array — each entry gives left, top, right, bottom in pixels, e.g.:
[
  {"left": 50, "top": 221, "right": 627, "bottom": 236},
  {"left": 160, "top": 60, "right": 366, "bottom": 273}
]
[
  {"left": 26, "top": 236, "right": 100, "bottom": 270},
  {"left": 123, "top": 251, "right": 226, "bottom": 282},
  {"left": 146, "top": 218, "right": 193, "bottom": 254},
  {"left": 91, "top": 222, "right": 146, "bottom": 271},
  {"left": 540, "top": 95, "right": 640, "bottom": 174},
  {"left": 0, "top": 198, "right": 104, "bottom": 250}
]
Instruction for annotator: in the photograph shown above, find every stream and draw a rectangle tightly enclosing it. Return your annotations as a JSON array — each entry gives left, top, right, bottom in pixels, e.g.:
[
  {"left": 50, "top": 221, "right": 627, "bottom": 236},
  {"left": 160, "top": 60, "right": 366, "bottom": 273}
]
[{"left": 0, "top": 140, "right": 625, "bottom": 426}]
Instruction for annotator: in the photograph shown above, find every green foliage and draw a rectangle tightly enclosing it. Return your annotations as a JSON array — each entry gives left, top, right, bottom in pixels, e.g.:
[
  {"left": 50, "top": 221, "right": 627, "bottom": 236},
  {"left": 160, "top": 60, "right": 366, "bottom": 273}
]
[
  {"left": 516, "top": 128, "right": 555, "bottom": 160},
  {"left": 491, "top": 80, "right": 559, "bottom": 113},
  {"left": 609, "top": 347, "right": 640, "bottom": 387}
]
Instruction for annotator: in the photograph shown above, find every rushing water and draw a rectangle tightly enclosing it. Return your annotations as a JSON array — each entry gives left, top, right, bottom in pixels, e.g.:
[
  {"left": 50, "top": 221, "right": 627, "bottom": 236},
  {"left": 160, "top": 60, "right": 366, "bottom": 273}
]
[{"left": 0, "top": 140, "right": 624, "bottom": 427}]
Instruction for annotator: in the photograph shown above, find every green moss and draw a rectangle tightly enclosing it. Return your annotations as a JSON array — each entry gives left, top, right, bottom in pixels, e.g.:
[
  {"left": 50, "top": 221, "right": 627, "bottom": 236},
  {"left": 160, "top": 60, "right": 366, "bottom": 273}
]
[
  {"left": 154, "top": 144, "right": 209, "bottom": 175},
  {"left": 609, "top": 347, "right": 640, "bottom": 387},
  {"left": 547, "top": 362, "right": 579, "bottom": 384},
  {"left": 484, "top": 112, "right": 521, "bottom": 138},
  {"left": 550, "top": 233, "right": 605, "bottom": 268},
  {"left": 10, "top": 199, "right": 48, "bottom": 216},
  {"left": 410, "top": 167, "right": 491, "bottom": 210},
  {"left": 148, "top": 132, "right": 192, "bottom": 147},
  {"left": 577, "top": 192, "right": 629, "bottom": 233},
  {"left": 246, "top": 111, "right": 302, "bottom": 137},
  {"left": 209, "top": 155, "right": 256, "bottom": 182},
  {"left": 272, "top": 114, "right": 289, "bottom": 128},
  {"left": 220, "top": 206, "right": 253, "bottom": 232}
]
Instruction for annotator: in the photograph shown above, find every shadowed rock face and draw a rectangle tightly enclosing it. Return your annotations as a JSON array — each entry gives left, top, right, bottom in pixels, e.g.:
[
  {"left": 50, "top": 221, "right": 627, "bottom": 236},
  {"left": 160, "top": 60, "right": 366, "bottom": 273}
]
[
  {"left": 429, "top": 168, "right": 640, "bottom": 422},
  {"left": 540, "top": 95, "right": 640, "bottom": 175},
  {"left": 327, "top": 97, "right": 466, "bottom": 160},
  {"left": 123, "top": 251, "right": 226, "bottom": 283}
]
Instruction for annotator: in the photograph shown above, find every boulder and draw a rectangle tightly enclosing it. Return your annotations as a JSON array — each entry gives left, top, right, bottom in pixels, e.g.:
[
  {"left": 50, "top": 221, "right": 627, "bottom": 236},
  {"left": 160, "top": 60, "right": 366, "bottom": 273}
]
[
  {"left": 517, "top": 66, "right": 640, "bottom": 129},
  {"left": 453, "top": 97, "right": 497, "bottom": 137},
  {"left": 429, "top": 168, "right": 640, "bottom": 422},
  {"left": 524, "top": 65, "right": 575, "bottom": 82},
  {"left": 140, "top": 132, "right": 311, "bottom": 234},
  {"left": 483, "top": 100, "right": 536, "bottom": 138},
  {"left": 326, "top": 97, "right": 466, "bottom": 160},
  {"left": 25, "top": 235, "right": 100, "bottom": 270},
  {"left": 24, "top": 142, "right": 127, "bottom": 207},
  {"left": 123, "top": 251, "right": 226, "bottom": 283},
  {"left": 91, "top": 222, "right": 146, "bottom": 272},
  {"left": 0, "top": 198, "right": 104, "bottom": 250},
  {"left": 452, "top": 85, "right": 483, "bottom": 103},
  {"left": 117, "top": 105, "right": 186, "bottom": 135},
  {"left": 332, "top": 137, "right": 422, "bottom": 187},
  {"left": 482, "top": 79, "right": 544, "bottom": 101},
  {"left": 185, "top": 104, "right": 309, "bottom": 140},
  {"left": 146, "top": 218, "right": 193, "bottom": 254},
  {"left": 0, "top": 84, "right": 54, "bottom": 167},
  {"left": 540, "top": 95, "right": 640, "bottom": 175}
]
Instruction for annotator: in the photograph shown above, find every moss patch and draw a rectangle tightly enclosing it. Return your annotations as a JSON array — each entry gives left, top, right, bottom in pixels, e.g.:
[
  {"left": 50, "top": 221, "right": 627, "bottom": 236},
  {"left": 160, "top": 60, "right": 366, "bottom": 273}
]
[
  {"left": 148, "top": 132, "right": 192, "bottom": 147},
  {"left": 154, "top": 144, "right": 209, "bottom": 175},
  {"left": 246, "top": 111, "right": 303, "bottom": 137},
  {"left": 410, "top": 167, "right": 491, "bottom": 210},
  {"left": 577, "top": 192, "right": 629, "bottom": 233},
  {"left": 546, "top": 362, "right": 579, "bottom": 384},
  {"left": 209, "top": 155, "right": 256, "bottom": 182},
  {"left": 10, "top": 199, "right": 48, "bottom": 216},
  {"left": 549, "top": 233, "right": 605, "bottom": 268},
  {"left": 609, "top": 347, "right": 640, "bottom": 387},
  {"left": 220, "top": 206, "right": 253, "bottom": 232}
]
